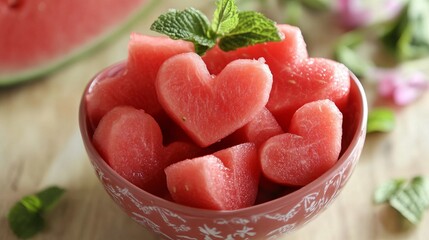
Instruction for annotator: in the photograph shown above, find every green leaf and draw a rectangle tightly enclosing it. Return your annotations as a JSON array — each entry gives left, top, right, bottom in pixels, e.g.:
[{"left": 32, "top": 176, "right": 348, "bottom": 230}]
[
  {"left": 374, "top": 176, "right": 429, "bottom": 225},
  {"left": 36, "top": 186, "right": 66, "bottom": 212},
  {"left": 300, "top": 0, "right": 331, "bottom": 11},
  {"left": 367, "top": 108, "right": 395, "bottom": 133},
  {"left": 150, "top": 8, "right": 215, "bottom": 55},
  {"left": 411, "top": 176, "right": 429, "bottom": 207},
  {"left": 8, "top": 202, "right": 44, "bottom": 240},
  {"left": 389, "top": 177, "right": 429, "bottom": 224},
  {"left": 218, "top": 11, "right": 282, "bottom": 52},
  {"left": 334, "top": 31, "right": 373, "bottom": 77},
  {"left": 381, "top": 0, "right": 429, "bottom": 61},
  {"left": 211, "top": 0, "right": 239, "bottom": 36},
  {"left": 373, "top": 178, "right": 406, "bottom": 204},
  {"left": 8, "top": 186, "right": 65, "bottom": 239}
]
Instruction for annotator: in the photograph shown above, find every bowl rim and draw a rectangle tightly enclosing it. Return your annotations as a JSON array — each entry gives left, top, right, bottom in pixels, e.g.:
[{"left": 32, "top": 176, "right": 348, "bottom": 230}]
[{"left": 79, "top": 61, "right": 368, "bottom": 217}]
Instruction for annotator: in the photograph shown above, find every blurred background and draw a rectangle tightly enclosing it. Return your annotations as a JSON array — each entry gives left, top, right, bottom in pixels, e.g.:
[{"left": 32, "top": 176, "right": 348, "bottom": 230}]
[{"left": 1, "top": 0, "right": 428, "bottom": 239}]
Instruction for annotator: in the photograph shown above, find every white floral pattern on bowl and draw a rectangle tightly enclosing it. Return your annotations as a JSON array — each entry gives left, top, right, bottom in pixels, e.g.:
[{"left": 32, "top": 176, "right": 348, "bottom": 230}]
[{"left": 89, "top": 128, "right": 364, "bottom": 240}]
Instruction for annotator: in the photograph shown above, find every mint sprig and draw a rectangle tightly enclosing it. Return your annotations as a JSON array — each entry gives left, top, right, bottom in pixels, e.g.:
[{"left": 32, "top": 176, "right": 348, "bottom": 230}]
[
  {"left": 8, "top": 186, "right": 65, "bottom": 239},
  {"left": 334, "top": 30, "right": 374, "bottom": 78},
  {"left": 381, "top": 0, "right": 429, "bottom": 60},
  {"left": 367, "top": 108, "right": 395, "bottom": 133},
  {"left": 150, "top": 0, "right": 282, "bottom": 55},
  {"left": 374, "top": 176, "right": 429, "bottom": 225}
]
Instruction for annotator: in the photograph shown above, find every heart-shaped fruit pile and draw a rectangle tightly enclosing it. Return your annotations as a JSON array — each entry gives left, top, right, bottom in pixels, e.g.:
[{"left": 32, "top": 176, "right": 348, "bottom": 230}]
[{"left": 86, "top": 24, "right": 351, "bottom": 210}]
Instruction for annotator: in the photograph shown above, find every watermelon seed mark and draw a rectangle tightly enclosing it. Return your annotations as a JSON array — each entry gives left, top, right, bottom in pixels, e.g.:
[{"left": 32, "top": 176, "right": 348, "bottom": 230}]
[
  {"left": 316, "top": 79, "right": 327, "bottom": 85},
  {"left": 280, "top": 66, "right": 293, "bottom": 75},
  {"left": 288, "top": 79, "right": 297, "bottom": 84},
  {"left": 172, "top": 186, "right": 177, "bottom": 193},
  {"left": 184, "top": 185, "right": 190, "bottom": 191},
  {"left": 181, "top": 116, "right": 187, "bottom": 122}
]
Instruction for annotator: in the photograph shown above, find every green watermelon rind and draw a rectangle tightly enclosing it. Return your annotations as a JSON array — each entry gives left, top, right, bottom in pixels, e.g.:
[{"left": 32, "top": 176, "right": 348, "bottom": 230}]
[{"left": 0, "top": 0, "right": 159, "bottom": 87}]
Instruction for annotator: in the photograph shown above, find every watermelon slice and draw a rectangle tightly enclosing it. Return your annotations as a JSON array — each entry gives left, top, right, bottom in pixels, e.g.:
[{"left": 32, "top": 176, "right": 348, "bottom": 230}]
[
  {"left": 165, "top": 143, "right": 260, "bottom": 210},
  {"left": 93, "top": 106, "right": 166, "bottom": 196},
  {"left": 260, "top": 99, "right": 343, "bottom": 186},
  {"left": 0, "top": 0, "right": 158, "bottom": 85},
  {"left": 156, "top": 52, "right": 273, "bottom": 147},
  {"left": 267, "top": 58, "right": 350, "bottom": 130},
  {"left": 227, "top": 107, "right": 284, "bottom": 146},
  {"left": 164, "top": 141, "right": 208, "bottom": 166},
  {"left": 202, "top": 24, "right": 308, "bottom": 75},
  {"left": 212, "top": 143, "right": 260, "bottom": 208},
  {"left": 85, "top": 33, "right": 193, "bottom": 129},
  {"left": 165, "top": 155, "right": 231, "bottom": 210}
]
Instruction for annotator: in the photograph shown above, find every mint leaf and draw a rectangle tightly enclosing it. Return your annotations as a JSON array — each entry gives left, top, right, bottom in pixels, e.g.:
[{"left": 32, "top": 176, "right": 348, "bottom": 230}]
[
  {"left": 150, "top": 8, "right": 215, "bottom": 55},
  {"left": 412, "top": 176, "right": 429, "bottom": 207},
  {"left": 367, "top": 108, "right": 395, "bottom": 133},
  {"left": 381, "top": 0, "right": 429, "bottom": 60},
  {"left": 374, "top": 178, "right": 406, "bottom": 204},
  {"left": 334, "top": 30, "right": 373, "bottom": 77},
  {"left": 8, "top": 202, "right": 44, "bottom": 239},
  {"left": 36, "top": 186, "right": 66, "bottom": 212},
  {"left": 374, "top": 176, "right": 429, "bottom": 225},
  {"left": 151, "top": 0, "right": 281, "bottom": 55},
  {"left": 8, "top": 186, "right": 65, "bottom": 239},
  {"left": 211, "top": 0, "right": 239, "bottom": 36},
  {"left": 300, "top": 0, "right": 331, "bottom": 10},
  {"left": 218, "top": 11, "right": 282, "bottom": 52}
]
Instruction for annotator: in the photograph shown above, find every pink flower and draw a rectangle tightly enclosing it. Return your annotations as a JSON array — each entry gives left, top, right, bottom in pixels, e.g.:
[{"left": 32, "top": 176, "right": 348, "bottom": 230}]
[
  {"left": 336, "top": 0, "right": 405, "bottom": 30},
  {"left": 375, "top": 69, "right": 428, "bottom": 106},
  {"left": 337, "top": 0, "right": 370, "bottom": 29}
]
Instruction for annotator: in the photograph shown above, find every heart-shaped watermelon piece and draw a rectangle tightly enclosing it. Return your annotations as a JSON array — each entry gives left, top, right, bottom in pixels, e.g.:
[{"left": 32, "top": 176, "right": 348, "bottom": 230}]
[
  {"left": 156, "top": 52, "right": 273, "bottom": 147},
  {"left": 165, "top": 143, "right": 260, "bottom": 210},
  {"left": 260, "top": 99, "right": 343, "bottom": 186}
]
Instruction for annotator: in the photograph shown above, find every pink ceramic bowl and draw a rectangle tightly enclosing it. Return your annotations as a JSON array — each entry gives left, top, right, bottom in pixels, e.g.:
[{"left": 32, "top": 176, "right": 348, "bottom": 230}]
[{"left": 79, "top": 61, "right": 368, "bottom": 240}]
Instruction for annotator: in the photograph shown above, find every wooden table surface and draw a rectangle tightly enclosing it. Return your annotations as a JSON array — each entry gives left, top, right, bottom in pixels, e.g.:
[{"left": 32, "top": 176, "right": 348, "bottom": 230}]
[{"left": 1, "top": 1, "right": 429, "bottom": 239}]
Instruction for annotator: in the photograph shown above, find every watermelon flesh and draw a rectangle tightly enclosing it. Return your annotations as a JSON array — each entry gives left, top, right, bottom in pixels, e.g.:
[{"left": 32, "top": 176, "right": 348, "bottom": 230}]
[
  {"left": 202, "top": 24, "right": 308, "bottom": 75},
  {"left": 0, "top": 0, "right": 154, "bottom": 85},
  {"left": 165, "top": 155, "right": 232, "bottom": 210},
  {"left": 267, "top": 58, "right": 350, "bottom": 130},
  {"left": 260, "top": 100, "right": 343, "bottom": 186},
  {"left": 92, "top": 106, "right": 166, "bottom": 195},
  {"left": 93, "top": 105, "right": 209, "bottom": 196},
  {"left": 212, "top": 143, "right": 260, "bottom": 208},
  {"left": 85, "top": 34, "right": 193, "bottom": 129},
  {"left": 202, "top": 24, "right": 350, "bottom": 130},
  {"left": 165, "top": 143, "right": 260, "bottom": 210},
  {"left": 227, "top": 107, "right": 284, "bottom": 146},
  {"left": 156, "top": 52, "right": 273, "bottom": 147},
  {"left": 164, "top": 141, "right": 208, "bottom": 166}
]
